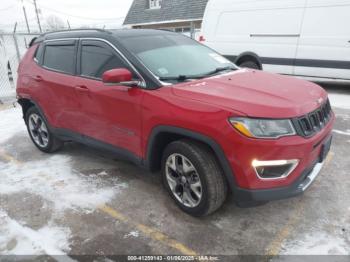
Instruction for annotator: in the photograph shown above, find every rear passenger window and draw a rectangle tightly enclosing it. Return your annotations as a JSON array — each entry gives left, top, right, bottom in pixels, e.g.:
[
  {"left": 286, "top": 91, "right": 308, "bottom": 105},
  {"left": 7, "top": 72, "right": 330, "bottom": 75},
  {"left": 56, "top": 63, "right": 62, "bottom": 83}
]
[
  {"left": 43, "top": 44, "right": 75, "bottom": 74},
  {"left": 81, "top": 44, "right": 128, "bottom": 79}
]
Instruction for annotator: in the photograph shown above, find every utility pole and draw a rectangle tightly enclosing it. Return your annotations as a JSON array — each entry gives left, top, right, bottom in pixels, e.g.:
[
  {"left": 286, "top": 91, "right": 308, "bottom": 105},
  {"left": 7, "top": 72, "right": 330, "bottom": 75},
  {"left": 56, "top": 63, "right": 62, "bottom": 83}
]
[
  {"left": 12, "top": 22, "right": 21, "bottom": 61},
  {"left": 190, "top": 21, "right": 195, "bottom": 39},
  {"left": 67, "top": 20, "right": 71, "bottom": 30},
  {"left": 33, "top": 0, "right": 42, "bottom": 33},
  {"left": 13, "top": 22, "right": 18, "bottom": 34},
  {"left": 21, "top": 0, "right": 30, "bottom": 33}
]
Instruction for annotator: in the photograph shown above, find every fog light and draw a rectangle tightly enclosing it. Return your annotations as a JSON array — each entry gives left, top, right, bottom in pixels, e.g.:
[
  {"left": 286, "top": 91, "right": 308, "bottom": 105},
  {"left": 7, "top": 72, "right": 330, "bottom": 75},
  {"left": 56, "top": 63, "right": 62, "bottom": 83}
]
[{"left": 252, "top": 159, "right": 299, "bottom": 180}]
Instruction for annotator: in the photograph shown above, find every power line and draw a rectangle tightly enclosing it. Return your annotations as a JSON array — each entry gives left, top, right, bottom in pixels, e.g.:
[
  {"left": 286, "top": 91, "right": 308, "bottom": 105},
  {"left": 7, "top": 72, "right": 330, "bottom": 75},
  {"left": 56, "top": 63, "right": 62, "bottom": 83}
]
[
  {"left": 24, "top": 0, "right": 125, "bottom": 21},
  {"left": 0, "top": 18, "right": 37, "bottom": 27},
  {"left": 0, "top": 5, "right": 16, "bottom": 12}
]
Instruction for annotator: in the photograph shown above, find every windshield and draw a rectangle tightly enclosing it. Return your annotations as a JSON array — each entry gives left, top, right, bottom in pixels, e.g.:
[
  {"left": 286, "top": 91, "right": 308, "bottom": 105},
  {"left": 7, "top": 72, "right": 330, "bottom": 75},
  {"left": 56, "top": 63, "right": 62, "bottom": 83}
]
[{"left": 120, "top": 33, "right": 237, "bottom": 82}]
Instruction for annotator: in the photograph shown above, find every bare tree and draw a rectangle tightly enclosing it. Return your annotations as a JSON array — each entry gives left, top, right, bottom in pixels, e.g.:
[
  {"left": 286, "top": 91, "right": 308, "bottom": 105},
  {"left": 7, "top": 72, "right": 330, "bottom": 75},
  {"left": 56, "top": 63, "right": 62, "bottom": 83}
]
[{"left": 44, "top": 15, "right": 66, "bottom": 32}]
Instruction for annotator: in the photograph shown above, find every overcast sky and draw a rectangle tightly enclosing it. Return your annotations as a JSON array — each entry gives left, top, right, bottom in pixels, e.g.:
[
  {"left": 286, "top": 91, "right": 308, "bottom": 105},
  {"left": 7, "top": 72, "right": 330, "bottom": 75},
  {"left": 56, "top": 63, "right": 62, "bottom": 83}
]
[{"left": 0, "top": 0, "right": 133, "bottom": 33}]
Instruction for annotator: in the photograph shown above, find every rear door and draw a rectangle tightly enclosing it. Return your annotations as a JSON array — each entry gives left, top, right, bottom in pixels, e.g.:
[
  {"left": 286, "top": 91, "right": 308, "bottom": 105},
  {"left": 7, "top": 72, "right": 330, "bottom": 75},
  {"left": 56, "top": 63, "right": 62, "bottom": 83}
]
[
  {"left": 35, "top": 40, "right": 82, "bottom": 132},
  {"left": 75, "top": 39, "right": 144, "bottom": 157},
  {"left": 294, "top": 0, "right": 350, "bottom": 80}
]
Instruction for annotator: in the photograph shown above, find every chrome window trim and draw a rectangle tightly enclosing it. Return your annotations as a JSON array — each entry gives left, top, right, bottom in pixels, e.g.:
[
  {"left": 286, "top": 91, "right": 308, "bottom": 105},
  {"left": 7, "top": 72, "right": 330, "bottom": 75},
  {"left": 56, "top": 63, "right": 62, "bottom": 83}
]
[
  {"left": 43, "top": 37, "right": 147, "bottom": 88},
  {"left": 44, "top": 38, "right": 79, "bottom": 42}
]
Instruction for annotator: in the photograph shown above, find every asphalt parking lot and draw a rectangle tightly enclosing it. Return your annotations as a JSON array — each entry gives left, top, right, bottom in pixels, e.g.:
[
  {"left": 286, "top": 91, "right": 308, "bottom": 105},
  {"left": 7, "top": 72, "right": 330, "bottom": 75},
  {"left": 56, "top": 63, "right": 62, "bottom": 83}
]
[{"left": 0, "top": 83, "right": 349, "bottom": 260}]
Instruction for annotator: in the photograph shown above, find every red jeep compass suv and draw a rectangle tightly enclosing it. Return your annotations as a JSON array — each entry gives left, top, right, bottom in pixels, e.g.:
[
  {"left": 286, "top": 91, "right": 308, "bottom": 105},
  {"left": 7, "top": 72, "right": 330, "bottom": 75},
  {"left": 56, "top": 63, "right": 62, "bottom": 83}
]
[{"left": 17, "top": 29, "right": 334, "bottom": 216}]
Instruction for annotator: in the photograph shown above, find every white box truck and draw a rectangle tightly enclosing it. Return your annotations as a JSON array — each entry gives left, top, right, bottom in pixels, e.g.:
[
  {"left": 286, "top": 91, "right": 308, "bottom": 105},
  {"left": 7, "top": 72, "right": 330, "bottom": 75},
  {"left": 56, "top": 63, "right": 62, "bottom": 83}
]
[{"left": 201, "top": 0, "right": 350, "bottom": 83}]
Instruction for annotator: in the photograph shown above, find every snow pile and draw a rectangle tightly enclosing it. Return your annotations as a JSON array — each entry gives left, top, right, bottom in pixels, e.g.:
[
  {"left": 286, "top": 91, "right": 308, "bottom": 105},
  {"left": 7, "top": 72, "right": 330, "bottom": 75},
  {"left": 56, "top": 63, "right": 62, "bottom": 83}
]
[
  {"left": 0, "top": 107, "right": 26, "bottom": 143},
  {"left": 0, "top": 107, "right": 127, "bottom": 213},
  {"left": 0, "top": 154, "right": 126, "bottom": 213},
  {"left": 0, "top": 210, "right": 71, "bottom": 256},
  {"left": 328, "top": 93, "right": 350, "bottom": 110},
  {"left": 281, "top": 232, "right": 349, "bottom": 255}
]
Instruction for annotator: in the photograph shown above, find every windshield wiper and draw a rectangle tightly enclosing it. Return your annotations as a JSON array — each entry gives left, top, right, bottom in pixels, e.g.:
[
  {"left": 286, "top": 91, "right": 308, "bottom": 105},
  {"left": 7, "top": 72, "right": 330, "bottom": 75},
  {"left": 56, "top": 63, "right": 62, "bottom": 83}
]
[
  {"left": 158, "top": 66, "right": 236, "bottom": 82},
  {"left": 202, "top": 66, "right": 237, "bottom": 77},
  {"left": 159, "top": 74, "right": 203, "bottom": 82}
]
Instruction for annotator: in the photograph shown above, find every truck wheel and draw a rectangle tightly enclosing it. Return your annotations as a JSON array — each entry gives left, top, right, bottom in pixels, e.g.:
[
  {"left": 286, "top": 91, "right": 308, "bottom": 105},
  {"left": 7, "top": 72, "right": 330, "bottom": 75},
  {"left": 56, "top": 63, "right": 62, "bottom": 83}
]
[
  {"left": 161, "top": 139, "right": 227, "bottom": 216},
  {"left": 25, "top": 107, "right": 63, "bottom": 153},
  {"left": 239, "top": 60, "right": 260, "bottom": 70}
]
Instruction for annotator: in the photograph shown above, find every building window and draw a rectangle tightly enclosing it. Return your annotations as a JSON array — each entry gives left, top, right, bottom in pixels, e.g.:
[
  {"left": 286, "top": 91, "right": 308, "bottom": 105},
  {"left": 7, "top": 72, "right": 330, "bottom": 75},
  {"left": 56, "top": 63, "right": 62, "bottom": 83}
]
[{"left": 149, "top": 0, "right": 161, "bottom": 9}]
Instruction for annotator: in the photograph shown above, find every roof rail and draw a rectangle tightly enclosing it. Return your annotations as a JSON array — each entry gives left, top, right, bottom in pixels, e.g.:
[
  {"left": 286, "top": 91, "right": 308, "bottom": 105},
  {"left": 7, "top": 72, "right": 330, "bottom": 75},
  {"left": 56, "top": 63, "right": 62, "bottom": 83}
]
[{"left": 40, "top": 28, "right": 110, "bottom": 37}]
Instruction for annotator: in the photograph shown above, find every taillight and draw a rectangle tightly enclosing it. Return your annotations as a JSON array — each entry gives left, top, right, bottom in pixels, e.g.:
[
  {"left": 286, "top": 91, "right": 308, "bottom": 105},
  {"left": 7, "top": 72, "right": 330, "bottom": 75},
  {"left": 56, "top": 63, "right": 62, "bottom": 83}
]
[{"left": 199, "top": 35, "right": 205, "bottom": 42}]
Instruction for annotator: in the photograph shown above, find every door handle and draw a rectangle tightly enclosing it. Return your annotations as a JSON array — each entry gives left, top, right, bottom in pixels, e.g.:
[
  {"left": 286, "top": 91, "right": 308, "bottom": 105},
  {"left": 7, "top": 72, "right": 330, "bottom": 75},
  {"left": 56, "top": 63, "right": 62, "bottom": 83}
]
[
  {"left": 75, "top": 85, "right": 89, "bottom": 92},
  {"left": 33, "top": 75, "right": 43, "bottom": 82}
]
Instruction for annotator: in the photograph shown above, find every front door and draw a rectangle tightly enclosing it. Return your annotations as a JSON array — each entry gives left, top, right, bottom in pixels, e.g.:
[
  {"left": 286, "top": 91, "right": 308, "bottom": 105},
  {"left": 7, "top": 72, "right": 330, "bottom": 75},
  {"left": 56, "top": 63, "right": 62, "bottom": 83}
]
[{"left": 75, "top": 39, "right": 144, "bottom": 157}]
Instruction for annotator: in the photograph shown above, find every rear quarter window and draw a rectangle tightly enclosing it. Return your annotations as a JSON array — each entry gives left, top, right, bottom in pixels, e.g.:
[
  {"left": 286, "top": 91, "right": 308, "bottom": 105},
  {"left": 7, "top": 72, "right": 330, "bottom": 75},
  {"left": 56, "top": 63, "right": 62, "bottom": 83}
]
[
  {"left": 43, "top": 43, "right": 75, "bottom": 74},
  {"left": 34, "top": 43, "right": 44, "bottom": 63}
]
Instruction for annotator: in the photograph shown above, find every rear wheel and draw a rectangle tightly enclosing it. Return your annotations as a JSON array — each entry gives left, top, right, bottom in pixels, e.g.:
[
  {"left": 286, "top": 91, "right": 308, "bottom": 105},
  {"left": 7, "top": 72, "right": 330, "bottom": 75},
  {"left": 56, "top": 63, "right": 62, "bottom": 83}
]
[
  {"left": 161, "top": 140, "right": 227, "bottom": 216},
  {"left": 25, "top": 107, "right": 63, "bottom": 153},
  {"left": 239, "top": 60, "right": 260, "bottom": 70}
]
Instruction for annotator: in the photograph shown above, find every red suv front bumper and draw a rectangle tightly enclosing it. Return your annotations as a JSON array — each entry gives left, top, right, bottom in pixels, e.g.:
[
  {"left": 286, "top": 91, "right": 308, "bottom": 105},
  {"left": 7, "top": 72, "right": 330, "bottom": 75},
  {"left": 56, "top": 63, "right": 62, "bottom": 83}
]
[{"left": 220, "top": 113, "right": 335, "bottom": 204}]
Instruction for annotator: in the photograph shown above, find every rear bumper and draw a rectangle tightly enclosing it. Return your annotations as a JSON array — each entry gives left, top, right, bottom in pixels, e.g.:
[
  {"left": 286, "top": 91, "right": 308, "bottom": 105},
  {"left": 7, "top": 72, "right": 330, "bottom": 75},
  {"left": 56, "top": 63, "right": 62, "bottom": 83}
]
[{"left": 234, "top": 155, "right": 326, "bottom": 204}]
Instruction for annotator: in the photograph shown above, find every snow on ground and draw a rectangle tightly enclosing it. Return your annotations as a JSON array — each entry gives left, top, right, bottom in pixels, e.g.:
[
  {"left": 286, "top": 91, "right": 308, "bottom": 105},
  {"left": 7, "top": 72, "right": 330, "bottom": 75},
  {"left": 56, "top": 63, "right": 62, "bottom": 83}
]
[
  {"left": 328, "top": 93, "right": 350, "bottom": 110},
  {"left": 333, "top": 129, "right": 350, "bottom": 136},
  {"left": 124, "top": 231, "right": 140, "bottom": 239},
  {"left": 0, "top": 210, "right": 72, "bottom": 258},
  {"left": 0, "top": 107, "right": 127, "bottom": 214},
  {"left": 0, "top": 107, "right": 128, "bottom": 255},
  {"left": 0, "top": 155, "right": 127, "bottom": 213},
  {"left": 0, "top": 106, "right": 26, "bottom": 143},
  {"left": 281, "top": 231, "right": 349, "bottom": 255}
]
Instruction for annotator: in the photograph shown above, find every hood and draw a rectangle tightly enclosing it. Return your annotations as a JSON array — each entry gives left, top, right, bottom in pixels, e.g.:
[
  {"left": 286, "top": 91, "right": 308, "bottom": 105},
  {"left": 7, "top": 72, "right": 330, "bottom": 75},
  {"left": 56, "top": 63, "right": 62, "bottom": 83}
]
[{"left": 171, "top": 69, "right": 328, "bottom": 118}]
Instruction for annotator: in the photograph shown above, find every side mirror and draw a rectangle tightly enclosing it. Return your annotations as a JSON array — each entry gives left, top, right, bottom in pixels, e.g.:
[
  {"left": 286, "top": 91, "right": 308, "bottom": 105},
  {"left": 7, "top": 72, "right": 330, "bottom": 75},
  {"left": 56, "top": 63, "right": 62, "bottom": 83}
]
[{"left": 102, "top": 68, "right": 140, "bottom": 87}]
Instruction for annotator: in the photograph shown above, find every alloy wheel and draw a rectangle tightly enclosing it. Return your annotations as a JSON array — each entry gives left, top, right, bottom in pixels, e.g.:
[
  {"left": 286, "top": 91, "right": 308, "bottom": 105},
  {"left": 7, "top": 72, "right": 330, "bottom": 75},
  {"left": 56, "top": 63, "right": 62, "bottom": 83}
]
[
  {"left": 165, "top": 153, "right": 203, "bottom": 208},
  {"left": 28, "top": 113, "right": 49, "bottom": 148}
]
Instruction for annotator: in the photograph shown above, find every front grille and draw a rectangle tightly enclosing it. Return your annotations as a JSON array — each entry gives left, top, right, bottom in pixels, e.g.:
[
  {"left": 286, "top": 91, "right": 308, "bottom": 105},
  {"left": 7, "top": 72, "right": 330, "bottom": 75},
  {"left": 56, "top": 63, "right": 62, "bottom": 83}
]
[{"left": 293, "top": 99, "right": 332, "bottom": 137}]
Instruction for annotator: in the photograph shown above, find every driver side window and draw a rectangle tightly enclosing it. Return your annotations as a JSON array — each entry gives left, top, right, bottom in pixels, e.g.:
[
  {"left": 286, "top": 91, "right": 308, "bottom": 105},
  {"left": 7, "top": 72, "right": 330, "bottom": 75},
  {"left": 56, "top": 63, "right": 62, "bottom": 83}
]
[{"left": 80, "top": 41, "right": 132, "bottom": 79}]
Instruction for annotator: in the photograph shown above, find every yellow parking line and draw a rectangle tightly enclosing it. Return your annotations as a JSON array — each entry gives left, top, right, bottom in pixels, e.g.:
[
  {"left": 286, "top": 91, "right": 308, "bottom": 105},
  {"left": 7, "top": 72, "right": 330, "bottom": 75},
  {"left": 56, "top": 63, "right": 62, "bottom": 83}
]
[
  {"left": 0, "top": 149, "right": 197, "bottom": 256},
  {"left": 0, "top": 103, "right": 15, "bottom": 111},
  {"left": 325, "top": 151, "right": 334, "bottom": 167},
  {"left": 265, "top": 151, "right": 335, "bottom": 256},
  {"left": 265, "top": 202, "right": 304, "bottom": 256},
  {"left": 99, "top": 205, "right": 197, "bottom": 255},
  {"left": 0, "top": 149, "right": 22, "bottom": 165}
]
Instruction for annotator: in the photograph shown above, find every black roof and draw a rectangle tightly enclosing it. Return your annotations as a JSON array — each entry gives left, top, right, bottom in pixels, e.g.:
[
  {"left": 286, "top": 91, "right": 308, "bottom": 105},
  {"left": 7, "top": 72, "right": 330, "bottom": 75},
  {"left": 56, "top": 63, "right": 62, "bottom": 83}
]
[
  {"left": 123, "top": 0, "right": 209, "bottom": 26},
  {"left": 31, "top": 28, "right": 177, "bottom": 46}
]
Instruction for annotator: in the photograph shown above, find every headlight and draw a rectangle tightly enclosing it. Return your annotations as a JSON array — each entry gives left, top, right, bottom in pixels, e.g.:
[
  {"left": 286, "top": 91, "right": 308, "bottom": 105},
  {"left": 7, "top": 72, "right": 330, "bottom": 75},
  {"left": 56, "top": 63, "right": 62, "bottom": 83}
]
[{"left": 229, "top": 117, "right": 296, "bottom": 138}]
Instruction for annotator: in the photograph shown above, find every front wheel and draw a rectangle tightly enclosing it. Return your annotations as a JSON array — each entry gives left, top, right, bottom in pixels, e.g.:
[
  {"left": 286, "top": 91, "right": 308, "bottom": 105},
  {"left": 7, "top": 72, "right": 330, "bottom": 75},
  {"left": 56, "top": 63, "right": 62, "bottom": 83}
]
[
  {"left": 161, "top": 140, "right": 227, "bottom": 216},
  {"left": 25, "top": 107, "right": 63, "bottom": 153}
]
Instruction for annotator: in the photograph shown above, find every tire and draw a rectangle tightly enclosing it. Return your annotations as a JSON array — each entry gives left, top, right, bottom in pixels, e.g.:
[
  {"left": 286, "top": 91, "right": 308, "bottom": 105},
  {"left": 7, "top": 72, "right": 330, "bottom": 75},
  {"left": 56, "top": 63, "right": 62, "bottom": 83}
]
[
  {"left": 239, "top": 60, "right": 260, "bottom": 70},
  {"left": 161, "top": 139, "right": 227, "bottom": 217},
  {"left": 25, "top": 106, "right": 63, "bottom": 153}
]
